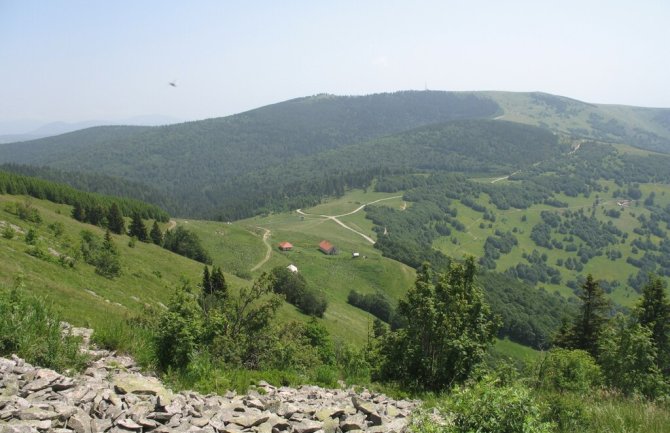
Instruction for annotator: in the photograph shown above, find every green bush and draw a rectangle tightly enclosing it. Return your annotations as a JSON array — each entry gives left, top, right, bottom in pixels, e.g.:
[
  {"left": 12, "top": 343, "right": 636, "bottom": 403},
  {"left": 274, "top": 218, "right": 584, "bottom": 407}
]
[
  {"left": 0, "top": 281, "right": 88, "bottom": 372},
  {"left": 540, "top": 391, "right": 591, "bottom": 432},
  {"left": 410, "top": 375, "right": 554, "bottom": 433},
  {"left": 534, "top": 348, "right": 602, "bottom": 393}
]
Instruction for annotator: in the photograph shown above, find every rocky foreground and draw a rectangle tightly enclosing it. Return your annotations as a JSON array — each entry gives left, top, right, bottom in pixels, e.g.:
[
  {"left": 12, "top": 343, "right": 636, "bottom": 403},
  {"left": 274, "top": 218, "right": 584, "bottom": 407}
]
[{"left": 0, "top": 333, "right": 418, "bottom": 433}]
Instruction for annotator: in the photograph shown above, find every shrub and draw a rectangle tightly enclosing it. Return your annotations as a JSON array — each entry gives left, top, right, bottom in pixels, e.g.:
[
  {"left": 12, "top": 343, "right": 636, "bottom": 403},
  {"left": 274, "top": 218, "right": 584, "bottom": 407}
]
[
  {"left": 0, "top": 280, "right": 88, "bottom": 372},
  {"left": 534, "top": 348, "right": 602, "bottom": 393},
  {"left": 410, "top": 375, "right": 554, "bottom": 433}
]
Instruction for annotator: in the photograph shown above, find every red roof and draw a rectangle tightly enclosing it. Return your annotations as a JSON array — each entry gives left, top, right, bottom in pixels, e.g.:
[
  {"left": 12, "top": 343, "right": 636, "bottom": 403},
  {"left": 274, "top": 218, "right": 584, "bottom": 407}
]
[
  {"left": 319, "top": 240, "right": 334, "bottom": 251},
  {"left": 278, "top": 241, "right": 293, "bottom": 249}
]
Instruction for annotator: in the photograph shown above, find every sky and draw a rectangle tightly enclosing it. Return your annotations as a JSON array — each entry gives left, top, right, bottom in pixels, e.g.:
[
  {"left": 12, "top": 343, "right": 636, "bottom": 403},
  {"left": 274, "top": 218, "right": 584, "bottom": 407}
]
[{"left": 1, "top": 0, "right": 669, "bottom": 130}]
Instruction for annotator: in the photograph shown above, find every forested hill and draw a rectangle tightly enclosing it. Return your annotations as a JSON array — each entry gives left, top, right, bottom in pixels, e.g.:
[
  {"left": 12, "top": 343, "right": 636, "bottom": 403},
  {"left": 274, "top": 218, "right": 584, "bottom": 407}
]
[
  {"left": 0, "top": 91, "right": 499, "bottom": 215},
  {"left": 2, "top": 90, "right": 670, "bottom": 218},
  {"left": 209, "top": 119, "right": 564, "bottom": 220}
]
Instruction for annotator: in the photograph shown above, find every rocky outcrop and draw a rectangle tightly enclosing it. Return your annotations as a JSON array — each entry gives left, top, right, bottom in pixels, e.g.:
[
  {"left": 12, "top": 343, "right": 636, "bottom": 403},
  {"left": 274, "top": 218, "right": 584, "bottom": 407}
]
[{"left": 0, "top": 349, "right": 418, "bottom": 433}]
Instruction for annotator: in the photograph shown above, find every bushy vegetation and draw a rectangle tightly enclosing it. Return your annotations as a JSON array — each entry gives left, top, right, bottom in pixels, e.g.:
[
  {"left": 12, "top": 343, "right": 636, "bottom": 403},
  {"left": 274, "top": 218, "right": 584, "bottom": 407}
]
[
  {"left": 269, "top": 266, "right": 327, "bottom": 317},
  {"left": 163, "top": 226, "right": 212, "bottom": 264},
  {"left": 347, "top": 290, "right": 395, "bottom": 324},
  {"left": 0, "top": 278, "right": 88, "bottom": 372},
  {"left": 371, "top": 258, "right": 498, "bottom": 390},
  {"left": 0, "top": 169, "right": 169, "bottom": 221},
  {"left": 410, "top": 375, "right": 554, "bottom": 433}
]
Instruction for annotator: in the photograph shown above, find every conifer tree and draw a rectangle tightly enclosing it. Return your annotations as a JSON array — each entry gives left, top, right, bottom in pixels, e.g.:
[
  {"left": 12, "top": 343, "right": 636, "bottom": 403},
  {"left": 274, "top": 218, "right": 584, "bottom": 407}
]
[
  {"left": 107, "top": 203, "right": 125, "bottom": 234},
  {"left": 211, "top": 266, "right": 228, "bottom": 299},
  {"left": 86, "top": 204, "right": 105, "bottom": 226},
  {"left": 573, "top": 274, "right": 609, "bottom": 357},
  {"left": 635, "top": 275, "right": 670, "bottom": 373},
  {"left": 150, "top": 221, "right": 163, "bottom": 245},
  {"left": 202, "top": 266, "right": 212, "bottom": 294},
  {"left": 96, "top": 229, "right": 121, "bottom": 278},
  {"left": 72, "top": 202, "right": 85, "bottom": 222},
  {"left": 128, "top": 213, "right": 148, "bottom": 242}
]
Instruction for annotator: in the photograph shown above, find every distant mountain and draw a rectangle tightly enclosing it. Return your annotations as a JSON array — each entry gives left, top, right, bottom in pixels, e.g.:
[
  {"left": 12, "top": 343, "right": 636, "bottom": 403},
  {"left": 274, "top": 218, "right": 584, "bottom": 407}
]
[
  {"left": 1, "top": 90, "right": 669, "bottom": 218},
  {"left": 0, "top": 91, "right": 499, "bottom": 216},
  {"left": 484, "top": 91, "right": 670, "bottom": 152},
  {"left": 0, "top": 115, "right": 182, "bottom": 143}
]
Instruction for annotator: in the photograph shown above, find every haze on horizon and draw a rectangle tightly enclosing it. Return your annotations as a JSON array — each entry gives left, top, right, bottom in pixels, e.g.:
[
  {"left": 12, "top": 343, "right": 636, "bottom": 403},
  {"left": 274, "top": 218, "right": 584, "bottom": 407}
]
[{"left": 1, "top": 0, "right": 669, "bottom": 133}]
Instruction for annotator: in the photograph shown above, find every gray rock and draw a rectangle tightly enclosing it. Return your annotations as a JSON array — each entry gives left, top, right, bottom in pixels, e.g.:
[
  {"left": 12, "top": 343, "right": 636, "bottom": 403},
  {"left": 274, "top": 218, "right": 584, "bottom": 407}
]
[
  {"left": 340, "top": 414, "right": 367, "bottom": 432},
  {"left": 384, "top": 418, "right": 408, "bottom": 433},
  {"left": 68, "top": 411, "right": 92, "bottom": 433},
  {"left": 229, "top": 414, "right": 270, "bottom": 428},
  {"left": 190, "top": 416, "right": 210, "bottom": 428},
  {"left": 245, "top": 398, "right": 265, "bottom": 411},
  {"left": 116, "top": 418, "right": 142, "bottom": 430},
  {"left": 292, "top": 420, "right": 323, "bottom": 433},
  {"left": 351, "top": 398, "right": 376, "bottom": 416},
  {"left": 0, "top": 424, "right": 39, "bottom": 433},
  {"left": 17, "top": 407, "right": 59, "bottom": 421},
  {"left": 90, "top": 417, "right": 113, "bottom": 432}
]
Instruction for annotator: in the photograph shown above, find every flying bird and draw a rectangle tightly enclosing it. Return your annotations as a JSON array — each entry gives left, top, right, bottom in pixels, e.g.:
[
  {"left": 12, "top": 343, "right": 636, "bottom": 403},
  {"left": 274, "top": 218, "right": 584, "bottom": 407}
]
[{"left": 168, "top": 80, "right": 177, "bottom": 87}]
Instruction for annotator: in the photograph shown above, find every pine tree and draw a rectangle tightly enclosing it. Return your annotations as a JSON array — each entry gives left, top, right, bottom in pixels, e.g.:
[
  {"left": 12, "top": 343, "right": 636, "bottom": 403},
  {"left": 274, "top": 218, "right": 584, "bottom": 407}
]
[
  {"left": 150, "top": 221, "right": 163, "bottom": 245},
  {"left": 96, "top": 230, "right": 121, "bottom": 278},
  {"left": 107, "top": 203, "right": 125, "bottom": 234},
  {"left": 635, "top": 275, "right": 670, "bottom": 373},
  {"left": 86, "top": 204, "right": 105, "bottom": 226},
  {"left": 202, "top": 266, "right": 212, "bottom": 295},
  {"left": 128, "top": 213, "right": 148, "bottom": 242},
  {"left": 72, "top": 202, "right": 85, "bottom": 221},
  {"left": 211, "top": 266, "right": 228, "bottom": 299},
  {"left": 573, "top": 274, "right": 609, "bottom": 357}
]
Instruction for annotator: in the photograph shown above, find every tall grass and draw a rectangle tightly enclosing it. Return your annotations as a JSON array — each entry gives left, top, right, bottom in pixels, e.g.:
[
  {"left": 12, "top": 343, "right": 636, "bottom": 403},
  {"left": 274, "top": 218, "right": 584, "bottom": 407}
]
[
  {"left": 0, "top": 279, "right": 88, "bottom": 372},
  {"left": 586, "top": 394, "right": 670, "bottom": 433}
]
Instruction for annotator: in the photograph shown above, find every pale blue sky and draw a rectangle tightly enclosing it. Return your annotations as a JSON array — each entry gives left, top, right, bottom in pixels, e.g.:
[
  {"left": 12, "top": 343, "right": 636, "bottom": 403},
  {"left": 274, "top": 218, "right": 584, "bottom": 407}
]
[{"left": 1, "top": 0, "right": 669, "bottom": 126}]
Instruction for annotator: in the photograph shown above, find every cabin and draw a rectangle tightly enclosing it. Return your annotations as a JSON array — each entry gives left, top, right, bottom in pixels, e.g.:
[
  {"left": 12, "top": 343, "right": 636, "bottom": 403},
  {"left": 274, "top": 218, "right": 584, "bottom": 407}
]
[
  {"left": 286, "top": 264, "right": 298, "bottom": 273},
  {"left": 319, "top": 240, "right": 338, "bottom": 255},
  {"left": 278, "top": 241, "right": 293, "bottom": 251}
]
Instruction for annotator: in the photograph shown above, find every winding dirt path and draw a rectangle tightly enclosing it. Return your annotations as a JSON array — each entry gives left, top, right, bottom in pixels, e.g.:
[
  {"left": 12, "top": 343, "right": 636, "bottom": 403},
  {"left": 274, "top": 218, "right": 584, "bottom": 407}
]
[
  {"left": 296, "top": 195, "right": 402, "bottom": 244},
  {"left": 166, "top": 219, "right": 177, "bottom": 231},
  {"left": 250, "top": 228, "right": 272, "bottom": 271}
]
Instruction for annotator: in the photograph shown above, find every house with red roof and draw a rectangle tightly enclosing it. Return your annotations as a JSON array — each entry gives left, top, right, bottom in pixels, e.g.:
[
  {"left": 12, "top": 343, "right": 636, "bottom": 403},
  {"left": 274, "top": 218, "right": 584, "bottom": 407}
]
[
  {"left": 319, "top": 240, "right": 338, "bottom": 255},
  {"left": 278, "top": 241, "right": 293, "bottom": 251}
]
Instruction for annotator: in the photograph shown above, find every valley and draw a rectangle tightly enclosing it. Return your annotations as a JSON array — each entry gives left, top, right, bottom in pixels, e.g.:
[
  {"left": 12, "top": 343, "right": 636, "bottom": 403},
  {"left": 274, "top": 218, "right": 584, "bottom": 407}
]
[{"left": 2, "top": 90, "right": 670, "bottom": 433}]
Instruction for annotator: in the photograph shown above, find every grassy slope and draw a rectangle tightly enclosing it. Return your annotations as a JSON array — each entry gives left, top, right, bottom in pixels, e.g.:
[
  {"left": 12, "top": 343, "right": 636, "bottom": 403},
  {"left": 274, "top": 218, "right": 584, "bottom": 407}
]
[
  {"left": 433, "top": 169, "right": 670, "bottom": 307},
  {"left": 182, "top": 189, "right": 415, "bottom": 345},
  {"left": 486, "top": 91, "right": 670, "bottom": 152},
  {"left": 1, "top": 188, "right": 542, "bottom": 360},
  {"left": 0, "top": 194, "right": 247, "bottom": 330}
]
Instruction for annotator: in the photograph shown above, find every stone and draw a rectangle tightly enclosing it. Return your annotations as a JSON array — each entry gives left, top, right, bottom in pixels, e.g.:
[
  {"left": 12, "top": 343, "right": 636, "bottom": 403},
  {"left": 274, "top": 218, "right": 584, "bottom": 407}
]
[
  {"left": 117, "top": 418, "right": 142, "bottom": 430},
  {"left": 384, "top": 418, "right": 408, "bottom": 433},
  {"left": 245, "top": 398, "right": 265, "bottom": 410},
  {"left": 292, "top": 420, "right": 323, "bottom": 433},
  {"left": 351, "top": 398, "right": 376, "bottom": 416},
  {"left": 229, "top": 414, "right": 270, "bottom": 428},
  {"left": 340, "top": 414, "right": 367, "bottom": 432},
  {"left": 18, "top": 407, "right": 60, "bottom": 421},
  {"left": 69, "top": 411, "right": 93, "bottom": 433},
  {"left": 90, "top": 417, "right": 113, "bottom": 432},
  {"left": 383, "top": 406, "right": 399, "bottom": 418},
  {"left": 321, "top": 418, "right": 339, "bottom": 433},
  {"left": 190, "top": 416, "right": 210, "bottom": 428},
  {"left": 254, "top": 421, "right": 273, "bottom": 433},
  {"left": 315, "top": 408, "right": 344, "bottom": 421},
  {"left": 112, "top": 374, "right": 172, "bottom": 404},
  {"left": 366, "top": 411, "right": 383, "bottom": 427}
]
